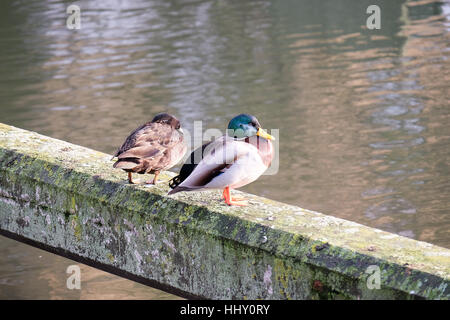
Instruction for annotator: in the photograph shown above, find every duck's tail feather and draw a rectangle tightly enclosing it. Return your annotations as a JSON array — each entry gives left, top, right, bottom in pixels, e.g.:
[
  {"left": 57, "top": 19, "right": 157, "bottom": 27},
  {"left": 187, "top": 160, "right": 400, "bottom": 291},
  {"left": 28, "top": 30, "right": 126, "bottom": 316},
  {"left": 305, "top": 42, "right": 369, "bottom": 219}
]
[
  {"left": 113, "top": 158, "right": 139, "bottom": 170},
  {"left": 167, "top": 185, "right": 201, "bottom": 195},
  {"left": 168, "top": 175, "right": 182, "bottom": 189}
]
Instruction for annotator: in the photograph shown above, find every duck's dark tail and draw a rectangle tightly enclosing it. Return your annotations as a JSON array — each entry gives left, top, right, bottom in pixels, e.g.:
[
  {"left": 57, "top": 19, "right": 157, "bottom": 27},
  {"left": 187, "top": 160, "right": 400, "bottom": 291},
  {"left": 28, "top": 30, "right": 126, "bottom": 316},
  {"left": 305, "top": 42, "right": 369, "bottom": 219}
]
[
  {"left": 167, "top": 185, "right": 191, "bottom": 195},
  {"left": 168, "top": 184, "right": 203, "bottom": 195},
  {"left": 168, "top": 141, "right": 211, "bottom": 192},
  {"left": 168, "top": 175, "right": 183, "bottom": 189}
]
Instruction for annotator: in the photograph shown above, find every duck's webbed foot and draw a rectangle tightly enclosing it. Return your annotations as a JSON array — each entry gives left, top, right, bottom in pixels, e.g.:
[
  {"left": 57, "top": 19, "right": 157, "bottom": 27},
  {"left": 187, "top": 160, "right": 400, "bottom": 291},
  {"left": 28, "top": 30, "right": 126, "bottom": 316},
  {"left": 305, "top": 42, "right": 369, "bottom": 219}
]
[
  {"left": 145, "top": 171, "right": 160, "bottom": 185},
  {"left": 222, "top": 187, "right": 248, "bottom": 206}
]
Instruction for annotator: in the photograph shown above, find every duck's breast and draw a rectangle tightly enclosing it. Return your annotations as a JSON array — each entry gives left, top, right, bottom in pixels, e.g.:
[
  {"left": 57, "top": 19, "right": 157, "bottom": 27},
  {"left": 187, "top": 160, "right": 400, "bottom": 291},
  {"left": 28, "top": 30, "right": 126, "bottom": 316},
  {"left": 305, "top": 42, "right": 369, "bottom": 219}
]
[{"left": 245, "top": 136, "right": 274, "bottom": 167}]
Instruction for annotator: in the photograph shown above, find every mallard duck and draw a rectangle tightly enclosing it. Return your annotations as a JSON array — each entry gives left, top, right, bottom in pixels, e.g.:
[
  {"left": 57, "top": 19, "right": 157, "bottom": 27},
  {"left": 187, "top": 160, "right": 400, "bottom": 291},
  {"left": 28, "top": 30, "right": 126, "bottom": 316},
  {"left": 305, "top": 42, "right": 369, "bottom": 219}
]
[
  {"left": 112, "top": 113, "right": 187, "bottom": 184},
  {"left": 168, "top": 114, "right": 274, "bottom": 206}
]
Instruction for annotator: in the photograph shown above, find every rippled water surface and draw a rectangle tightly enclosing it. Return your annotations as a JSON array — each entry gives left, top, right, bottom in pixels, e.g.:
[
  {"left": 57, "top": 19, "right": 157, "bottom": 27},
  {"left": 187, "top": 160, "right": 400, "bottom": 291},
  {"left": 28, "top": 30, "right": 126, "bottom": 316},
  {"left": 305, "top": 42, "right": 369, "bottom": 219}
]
[{"left": 0, "top": 0, "right": 449, "bottom": 299}]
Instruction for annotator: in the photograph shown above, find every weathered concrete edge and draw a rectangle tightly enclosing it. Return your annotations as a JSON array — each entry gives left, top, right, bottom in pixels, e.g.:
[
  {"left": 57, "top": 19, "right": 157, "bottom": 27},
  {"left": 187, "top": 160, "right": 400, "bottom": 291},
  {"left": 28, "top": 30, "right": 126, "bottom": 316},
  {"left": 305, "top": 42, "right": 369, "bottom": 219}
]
[{"left": 0, "top": 123, "right": 449, "bottom": 299}]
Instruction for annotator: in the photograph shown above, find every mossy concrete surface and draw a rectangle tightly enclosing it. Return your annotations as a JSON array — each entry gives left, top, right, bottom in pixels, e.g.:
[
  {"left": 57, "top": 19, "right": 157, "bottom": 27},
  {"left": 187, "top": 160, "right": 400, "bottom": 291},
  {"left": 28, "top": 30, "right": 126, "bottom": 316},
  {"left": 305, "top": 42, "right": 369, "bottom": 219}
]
[{"left": 0, "top": 123, "right": 449, "bottom": 299}]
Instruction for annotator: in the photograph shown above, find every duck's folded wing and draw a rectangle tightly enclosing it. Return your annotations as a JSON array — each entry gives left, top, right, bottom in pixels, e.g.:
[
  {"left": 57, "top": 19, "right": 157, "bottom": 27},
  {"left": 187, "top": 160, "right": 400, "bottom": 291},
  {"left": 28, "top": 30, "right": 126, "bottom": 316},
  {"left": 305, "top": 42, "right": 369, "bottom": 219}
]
[
  {"left": 113, "top": 123, "right": 148, "bottom": 157},
  {"left": 116, "top": 147, "right": 160, "bottom": 160},
  {"left": 135, "top": 123, "right": 182, "bottom": 148},
  {"left": 113, "top": 147, "right": 161, "bottom": 170},
  {"left": 168, "top": 141, "right": 213, "bottom": 189},
  {"left": 114, "top": 122, "right": 181, "bottom": 158},
  {"left": 168, "top": 137, "right": 255, "bottom": 194}
]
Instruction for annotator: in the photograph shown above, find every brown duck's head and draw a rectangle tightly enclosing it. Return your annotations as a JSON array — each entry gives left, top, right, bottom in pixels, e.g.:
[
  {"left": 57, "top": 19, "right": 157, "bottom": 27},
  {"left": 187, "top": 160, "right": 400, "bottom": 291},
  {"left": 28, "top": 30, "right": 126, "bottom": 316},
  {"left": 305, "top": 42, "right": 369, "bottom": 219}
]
[{"left": 151, "top": 113, "right": 181, "bottom": 130}]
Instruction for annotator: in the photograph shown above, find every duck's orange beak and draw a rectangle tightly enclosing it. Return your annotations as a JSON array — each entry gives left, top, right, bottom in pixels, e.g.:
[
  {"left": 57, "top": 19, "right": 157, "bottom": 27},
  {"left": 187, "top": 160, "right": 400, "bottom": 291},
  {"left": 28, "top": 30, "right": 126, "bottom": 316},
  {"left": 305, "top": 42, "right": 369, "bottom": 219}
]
[{"left": 257, "top": 128, "right": 275, "bottom": 140}]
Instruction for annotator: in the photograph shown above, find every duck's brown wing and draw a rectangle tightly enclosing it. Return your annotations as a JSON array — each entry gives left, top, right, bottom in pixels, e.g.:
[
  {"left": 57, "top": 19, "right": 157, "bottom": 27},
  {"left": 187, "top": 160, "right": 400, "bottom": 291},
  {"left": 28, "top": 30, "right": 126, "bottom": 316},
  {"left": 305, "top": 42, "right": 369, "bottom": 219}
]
[
  {"left": 113, "top": 123, "right": 149, "bottom": 158},
  {"left": 113, "top": 123, "right": 183, "bottom": 173}
]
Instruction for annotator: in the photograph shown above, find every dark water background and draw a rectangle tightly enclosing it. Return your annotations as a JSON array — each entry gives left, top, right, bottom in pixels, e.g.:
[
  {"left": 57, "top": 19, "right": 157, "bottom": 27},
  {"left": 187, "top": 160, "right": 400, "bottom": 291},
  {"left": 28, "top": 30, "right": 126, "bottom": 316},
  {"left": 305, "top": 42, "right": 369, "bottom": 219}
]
[{"left": 0, "top": 0, "right": 449, "bottom": 299}]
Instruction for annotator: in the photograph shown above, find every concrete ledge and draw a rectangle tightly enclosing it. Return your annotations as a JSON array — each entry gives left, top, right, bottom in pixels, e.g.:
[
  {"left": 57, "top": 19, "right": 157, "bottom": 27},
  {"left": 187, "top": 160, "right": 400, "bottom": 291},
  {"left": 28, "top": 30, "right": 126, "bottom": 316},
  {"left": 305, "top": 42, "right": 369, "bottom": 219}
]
[{"left": 0, "top": 123, "right": 449, "bottom": 299}]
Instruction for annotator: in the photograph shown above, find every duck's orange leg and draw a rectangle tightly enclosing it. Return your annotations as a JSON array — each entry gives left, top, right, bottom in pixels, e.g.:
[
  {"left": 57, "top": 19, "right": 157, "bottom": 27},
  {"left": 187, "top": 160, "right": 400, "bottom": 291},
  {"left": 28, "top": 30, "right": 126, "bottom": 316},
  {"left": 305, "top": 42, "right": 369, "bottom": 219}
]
[
  {"left": 128, "top": 172, "right": 135, "bottom": 184},
  {"left": 222, "top": 186, "right": 248, "bottom": 206},
  {"left": 146, "top": 171, "right": 159, "bottom": 184}
]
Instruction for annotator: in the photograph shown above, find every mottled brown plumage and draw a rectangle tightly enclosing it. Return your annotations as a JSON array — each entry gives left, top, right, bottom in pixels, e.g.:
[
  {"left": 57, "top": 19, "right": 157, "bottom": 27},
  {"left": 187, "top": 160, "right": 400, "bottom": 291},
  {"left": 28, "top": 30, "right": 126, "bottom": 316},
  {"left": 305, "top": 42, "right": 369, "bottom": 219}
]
[{"left": 112, "top": 113, "right": 186, "bottom": 184}]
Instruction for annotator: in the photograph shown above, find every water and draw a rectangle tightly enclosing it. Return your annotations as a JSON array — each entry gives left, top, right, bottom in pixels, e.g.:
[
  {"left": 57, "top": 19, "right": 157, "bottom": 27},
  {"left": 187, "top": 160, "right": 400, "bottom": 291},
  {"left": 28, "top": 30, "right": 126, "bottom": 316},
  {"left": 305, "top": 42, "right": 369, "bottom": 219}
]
[
  {"left": 0, "top": 0, "right": 449, "bottom": 299},
  {"left": 0, "top": 235, "right": 180, "bottom": 299}
]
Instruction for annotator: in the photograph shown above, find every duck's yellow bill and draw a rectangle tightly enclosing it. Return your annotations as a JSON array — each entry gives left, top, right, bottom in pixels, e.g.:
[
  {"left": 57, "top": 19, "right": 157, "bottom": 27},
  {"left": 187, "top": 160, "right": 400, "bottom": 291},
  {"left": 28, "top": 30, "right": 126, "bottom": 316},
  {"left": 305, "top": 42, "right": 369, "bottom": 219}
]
[{"left": 257, "top": 128, "right": 275, "bottom": 140}]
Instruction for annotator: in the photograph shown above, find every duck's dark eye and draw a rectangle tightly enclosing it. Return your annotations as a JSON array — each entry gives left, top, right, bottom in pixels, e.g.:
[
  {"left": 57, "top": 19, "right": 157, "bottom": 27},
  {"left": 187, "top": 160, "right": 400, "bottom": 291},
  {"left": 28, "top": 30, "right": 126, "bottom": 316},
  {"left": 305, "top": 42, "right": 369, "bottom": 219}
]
[{"left": 176, "top": 123, "right": 181, "bottom": 129}]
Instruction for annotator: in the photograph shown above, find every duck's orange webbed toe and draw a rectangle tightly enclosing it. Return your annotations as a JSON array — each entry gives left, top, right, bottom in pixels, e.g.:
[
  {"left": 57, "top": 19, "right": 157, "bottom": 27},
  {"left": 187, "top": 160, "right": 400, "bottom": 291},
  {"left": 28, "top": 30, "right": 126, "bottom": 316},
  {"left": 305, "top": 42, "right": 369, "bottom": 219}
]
[{"left": 222, "top": 187, "right": 248, "bottom": 206}]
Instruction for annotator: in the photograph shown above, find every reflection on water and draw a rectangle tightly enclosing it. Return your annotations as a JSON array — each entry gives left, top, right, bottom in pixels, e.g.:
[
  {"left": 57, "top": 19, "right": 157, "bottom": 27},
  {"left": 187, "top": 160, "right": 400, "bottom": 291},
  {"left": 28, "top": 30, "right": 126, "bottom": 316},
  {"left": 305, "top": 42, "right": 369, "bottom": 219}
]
[
  {"left": 0, "top": 235, "right": 182, "bottom": 299},
  {"left": 0, "top": 0, "right": 449, "bottom": 298}
]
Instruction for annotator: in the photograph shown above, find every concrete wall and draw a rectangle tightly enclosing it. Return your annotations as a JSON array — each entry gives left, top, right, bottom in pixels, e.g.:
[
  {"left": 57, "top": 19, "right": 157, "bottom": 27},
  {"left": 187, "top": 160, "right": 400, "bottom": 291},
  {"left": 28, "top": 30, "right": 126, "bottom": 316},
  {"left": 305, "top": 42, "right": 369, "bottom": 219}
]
[{"left": 0, "top": 123, "right": 449, "bottom": 299}]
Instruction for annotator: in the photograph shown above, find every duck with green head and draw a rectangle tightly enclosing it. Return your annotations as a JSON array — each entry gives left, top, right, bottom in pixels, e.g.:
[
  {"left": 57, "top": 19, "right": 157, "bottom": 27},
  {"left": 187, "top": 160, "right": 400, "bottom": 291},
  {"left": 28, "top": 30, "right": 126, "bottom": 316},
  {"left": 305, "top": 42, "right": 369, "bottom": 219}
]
[{"left": 168, "top": 114, "right": 275, "bottom": 206}]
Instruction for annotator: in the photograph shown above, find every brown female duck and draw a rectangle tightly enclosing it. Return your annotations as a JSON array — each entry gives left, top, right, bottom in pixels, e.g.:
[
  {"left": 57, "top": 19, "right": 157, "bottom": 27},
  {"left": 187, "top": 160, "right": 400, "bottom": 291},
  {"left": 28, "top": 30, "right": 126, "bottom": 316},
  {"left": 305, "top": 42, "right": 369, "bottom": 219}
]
[{"left": 112, "top": 113, "right": 186, "bottom": 184}]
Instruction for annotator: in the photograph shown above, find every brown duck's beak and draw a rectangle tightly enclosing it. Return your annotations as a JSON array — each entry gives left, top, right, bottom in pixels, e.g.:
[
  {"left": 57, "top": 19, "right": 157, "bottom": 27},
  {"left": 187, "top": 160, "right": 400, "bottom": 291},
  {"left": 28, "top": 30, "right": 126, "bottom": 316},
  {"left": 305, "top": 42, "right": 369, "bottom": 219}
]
[{"left": 257, "top": 128, "right": 275, "bottom": 140}]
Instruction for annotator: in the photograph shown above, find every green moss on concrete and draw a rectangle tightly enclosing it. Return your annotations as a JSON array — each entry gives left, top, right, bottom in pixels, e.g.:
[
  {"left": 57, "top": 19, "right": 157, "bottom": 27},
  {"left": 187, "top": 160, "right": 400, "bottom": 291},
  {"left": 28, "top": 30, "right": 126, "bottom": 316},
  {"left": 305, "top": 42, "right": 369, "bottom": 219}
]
[
  {"left": 70, "top": 214, "right": 82, "bottom": 241},
  {"left": 0, "top": 123, "right": 449, "bottom": 299}
]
